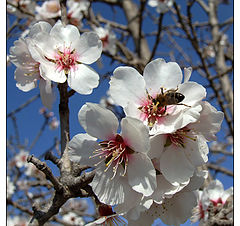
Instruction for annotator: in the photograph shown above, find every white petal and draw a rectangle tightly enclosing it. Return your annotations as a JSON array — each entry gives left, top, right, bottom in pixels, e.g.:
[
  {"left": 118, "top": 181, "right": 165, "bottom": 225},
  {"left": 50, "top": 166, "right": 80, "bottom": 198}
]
[
  {"left": 160, "top": 147, "right": 195, "bottom": 184},
  {"left": 114, "top": 192, "right": 142, "bottom": 215},
  {"left": 148, "top": 0, "right": 158, "bottom": 7},
  {"left": 205, "top": 179, "right": 224, "bottom": 201},
  {"left": 76, "top": 32, "right": 102, "bottom": 64},
  {"left": 91, "top": 168, "right": 137, "bottom": 205},
  {"left": 183, "top": 67, "right": 192, "bottom": 83},
  {"left": 143, "top": 58, "right": 182, "bottom": 96},
  {"left": 27, "top": 32, "right": 56, "bottom": 59},
  {"left": 9, "top": 38, "right": 36, "bottom": 68},
  {"left": 148, "top": 134, "right": 165, "bottom": 159},
  {"left": 183, "top": 169, "right": 208, "bottom": 192},
  {"left": 177, "top": 104, "right": 202, "bottom": 129},
  {"left": 123, "top": 196, "right": 153, "bottom": 221},
  {"left": 127, "top": 209, "right": 155, "bottom": 226},
  {"left": 127, "top": 153, "right": 156, "bottom": 196},
  {"left": 151, "top": 175, "right": 183, "bottom": 204},
  {"left": 124, "top": 102, "right": 143, "bottom": 119},
  {"left": 222, "top": 187, "right": 233, "bottom": 202},
  {"left": 39, "top": 61, "right": 67, "bottom": 83},
  {"left": 183, "top": 136, "right": 209, "bottom": 167},
  {"left": 189, "top": 101, "right": 224, "bottom": 141},
  {"left": 14, "top": 68, "right": 38, "bottom": 92},
  {"left": 28, "top": 21, "right": 52, "bottom": 38},
  {"left": 78, "top": 103, "right": 118, "bottom": 140},
  {"left": 157, "top": 191, "right": 197, "bottom": 225},
  {"left": 109, "top": 66, "right": 147, "bottom": 107},
  {"left": 39, "top": 79, "right": 55, "bottom": 110},
  {"left": 178, "top": 82, "right": 206, "bottom": 106},
  {"left": 68, "top": 133, "right": 98, "bottom": 166},
  {"left": 149, "top": 110, "right": 183, "bottom": 135},
  {"left": 121, "top": 117, "right": 150, "bottom": 154},
  {"left": 50, "top": 20, "right": 81, "bottom": 46},
  {"left": 68, "top": 64, "right": 99, "bottom": 94}
]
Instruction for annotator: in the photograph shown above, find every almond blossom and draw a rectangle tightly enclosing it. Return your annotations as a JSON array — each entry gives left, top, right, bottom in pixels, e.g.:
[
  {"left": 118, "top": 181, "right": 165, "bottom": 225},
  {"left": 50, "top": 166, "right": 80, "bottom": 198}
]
[
  {"left": 94, "top": 24, "right": 117, "bottom": 55},
  {"left": 148, "top": 0, "right": 174, "bottom": 13},
  {"left": 68, "top": 103, "right": 156, "bottom": 205},
  {"left": 13, "top": 149, "right": 29, "bottom": 168},
  {"left": 191, "top": 179, "right": 233, "bottom": 224},
  {"left": 67, "top": 0, "right": 90, "bottom": 13},
  {"left": 148, "top": 101, "right": 224, "bottom": 184},
  {"left": 109, "top": 58, "right": 206, "bottom": 135},
  {"left": 9, "top": 22, "right": 55, "bottom": 109},
  {"left": 27, "top": 20, "right": 102, "bottom": 94},
  {"left": 35, "top": 0, "right": 61, "bottom": 19}
]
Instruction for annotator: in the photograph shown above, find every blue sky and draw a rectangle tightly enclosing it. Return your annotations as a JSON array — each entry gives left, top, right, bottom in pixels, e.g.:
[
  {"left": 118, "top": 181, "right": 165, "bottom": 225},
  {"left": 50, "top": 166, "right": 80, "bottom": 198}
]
[{"left": 5, "top": 0, "right": 234, "bottom": 225}]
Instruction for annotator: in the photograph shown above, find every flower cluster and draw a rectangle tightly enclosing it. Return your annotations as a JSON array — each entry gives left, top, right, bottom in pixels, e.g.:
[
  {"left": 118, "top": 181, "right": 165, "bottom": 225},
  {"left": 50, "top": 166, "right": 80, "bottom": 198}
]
[
  {"left": 68, "top": 58, "right": 224, "bottom": 225},
  {"left": 9, "top": 20, "right": 102, "bottom": 109},
  {"left": 8, "top": 14, "right": 227, "bottom": 225}
]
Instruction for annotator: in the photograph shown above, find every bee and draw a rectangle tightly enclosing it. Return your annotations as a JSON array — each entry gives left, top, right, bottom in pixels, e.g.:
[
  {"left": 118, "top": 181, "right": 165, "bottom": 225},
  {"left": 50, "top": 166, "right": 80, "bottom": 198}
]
[{"left": 152, "top": 88, "right": 190, "bottom": 114}]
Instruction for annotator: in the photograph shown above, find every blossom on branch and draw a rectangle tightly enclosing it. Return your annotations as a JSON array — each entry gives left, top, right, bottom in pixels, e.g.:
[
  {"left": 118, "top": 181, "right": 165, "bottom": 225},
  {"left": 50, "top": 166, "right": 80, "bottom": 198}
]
[
  {"left": 27, "top": 20, "right": 102, "bottom": 94},
  {"left": 109, "top": 58, "right": 206, "bottom": 135},
  {"left": 94, "top": 24, "right": 117, "bottom": 55},
  {"left": 68, "top": 103, "right": 157, "bottom": 205},
  {"left": 9, "top": 22, "right": 55, "bottom": 109},
  {"left": 35, "top": 0, "right": 61, "bottom": 19}
]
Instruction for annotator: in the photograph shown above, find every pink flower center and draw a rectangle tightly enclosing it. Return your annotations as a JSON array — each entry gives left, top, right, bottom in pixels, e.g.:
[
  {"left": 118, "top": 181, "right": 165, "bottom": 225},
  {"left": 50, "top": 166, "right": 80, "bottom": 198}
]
[
  {"left": 138, "top": 90, "right": 179, "bottom": 127},
  {"left": 211, "top": 198, "right": 224, "bottom": 207},
  {"left": 52, "top": 47, "right": 80, "bottom": 74},
  {"left": 164, "top": 127, "right": 197, "bottom": 148},
  {"left": 91, "top": 134, "right": 134, "bottom": 178},
  {"left": 101, "top": 35, "right": 109, "bottom": 48}
]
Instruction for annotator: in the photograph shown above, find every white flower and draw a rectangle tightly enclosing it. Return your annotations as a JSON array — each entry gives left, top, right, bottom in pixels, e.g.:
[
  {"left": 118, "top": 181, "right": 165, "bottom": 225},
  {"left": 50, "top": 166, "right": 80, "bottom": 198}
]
[
  {"left": 67, "top": 0, "right": 90, "bottom": 12},
  {"left": 85, "top": 204, "right": 127, "bottom": 226},
  {"left": 68, "top": 103, "right": 156, "bottom": 205},
  {"left": 7, "top": 176, "right": 15, "bottom": 199},
  {"left": 62, "top": 212, "right": 85, "bottom": 225},
  {"left": 148, "top": 0, "right": 174, "bottom": 13},
  {"left": 14, "top": 149, "right": 29, "bottom": 168},
  {"left": 94, "top": 24, "right": 117, "bottom": 55},
  {"left": 28, "top": 20, "right": 102, "bottom": 94},
  {"left": 35, "top": 0, "right": 61, "bottom": 19},
  {"left": 9, "top": 22, "right": 55, "bottom": 109},
  {"left": 148, "top": 101, "right": 223, "bottom": 184},
  {"left": 192, "top": 179, "right": 233, "bottom": 223},
  {"left": 67, "top": 0, "right": 89, "bottom": 26},
  {"left": 109, "top": 58, "right": 206, "bottom": 135}
]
